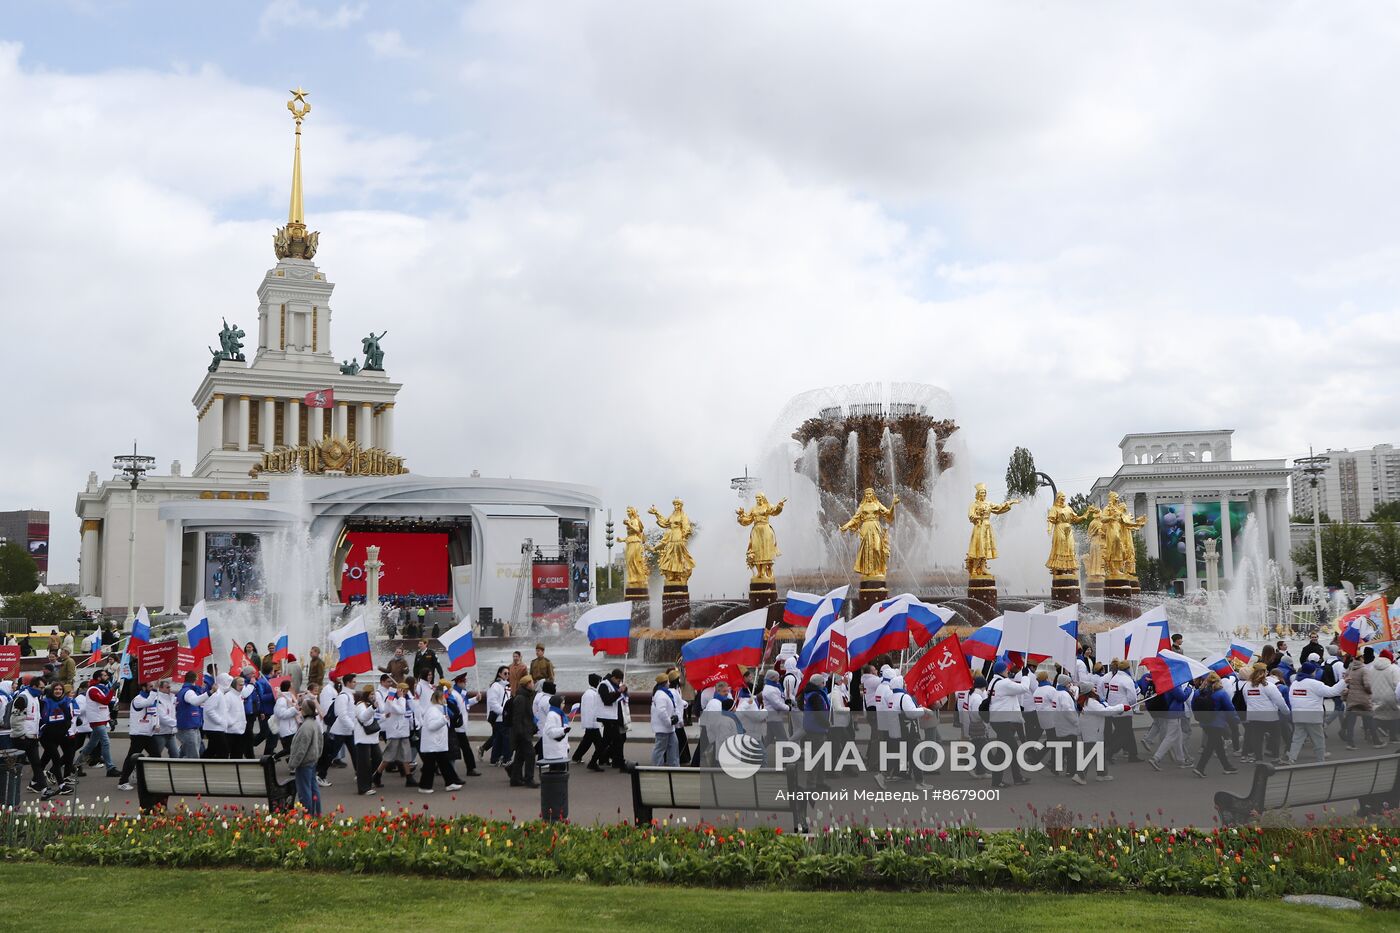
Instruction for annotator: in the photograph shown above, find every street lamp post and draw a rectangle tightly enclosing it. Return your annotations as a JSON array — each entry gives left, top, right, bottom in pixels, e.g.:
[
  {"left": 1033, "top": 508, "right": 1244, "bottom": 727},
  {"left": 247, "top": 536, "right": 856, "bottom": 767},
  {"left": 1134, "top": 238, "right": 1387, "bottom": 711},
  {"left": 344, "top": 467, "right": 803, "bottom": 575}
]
[
  {"left": 604, "top": 509, "right": 615, "bottom": 591},
  {"left": 113, "top": 442, "right": 156, "bottom": 625},
  {"left": 1295, "top": 448, "right": 1330, "bottom": 587}
]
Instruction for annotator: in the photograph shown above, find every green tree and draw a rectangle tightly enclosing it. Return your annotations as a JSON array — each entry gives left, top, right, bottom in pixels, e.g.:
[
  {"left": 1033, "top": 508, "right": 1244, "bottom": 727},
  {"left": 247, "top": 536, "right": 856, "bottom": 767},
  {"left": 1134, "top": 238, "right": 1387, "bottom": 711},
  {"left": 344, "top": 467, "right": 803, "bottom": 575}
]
[
  {"left": 1368, "top": 501, "right": 1400, "bottom": 522},
  {"left": 0, "top": 591, "right": 83, "bottom": 630},
  {"left": 0, "top": 541, "right": 39, "bottom": 595},
  {"left": 1005, "top": 447, "right": 1039, "bottom": 500},
  {"left": 1370, "top": 520, "right": 1400, "bottom": 587},
  {"left": 1067, "top": 492, "right": 1093, "bottom": 515},
  {"left": 594, "top": 561, "right": 625, "bottom": 605},
  {"left": 1291, "top": 522, "right": 1373, "bottom": 586}
]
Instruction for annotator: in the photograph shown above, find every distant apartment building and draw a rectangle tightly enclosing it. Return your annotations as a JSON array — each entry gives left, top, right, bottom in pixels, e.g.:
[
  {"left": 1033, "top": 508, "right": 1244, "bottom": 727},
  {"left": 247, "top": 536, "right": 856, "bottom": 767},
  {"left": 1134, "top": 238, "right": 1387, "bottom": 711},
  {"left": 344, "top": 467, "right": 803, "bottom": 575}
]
[{"left": 1291, "top": 444, "right": 1400, "bottom": 522}]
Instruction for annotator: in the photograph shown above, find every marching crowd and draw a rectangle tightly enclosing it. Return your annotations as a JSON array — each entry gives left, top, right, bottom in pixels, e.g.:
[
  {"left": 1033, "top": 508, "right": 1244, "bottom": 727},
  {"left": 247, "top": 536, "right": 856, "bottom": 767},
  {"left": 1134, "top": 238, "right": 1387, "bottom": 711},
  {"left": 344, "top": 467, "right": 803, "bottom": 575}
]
[
  {"left": 4, "top": 628, "right": 1399, "bottom": 811},
  {"left": 680, "top": 632, "right": 1400, "bottom": 787}
]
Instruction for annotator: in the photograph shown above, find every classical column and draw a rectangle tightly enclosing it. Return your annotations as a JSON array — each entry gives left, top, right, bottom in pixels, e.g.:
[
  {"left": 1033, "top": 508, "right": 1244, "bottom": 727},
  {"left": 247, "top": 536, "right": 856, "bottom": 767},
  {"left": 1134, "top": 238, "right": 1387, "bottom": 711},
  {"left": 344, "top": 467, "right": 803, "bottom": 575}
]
[
  {"left": 1143, "top": 493, "right": 1160, "bottom": 559},
  {"left": 378, "top": 404, "right": 394, "bottom": 451},
  {"left": 261, "top": 397, "right": 276, "bottom": 449},
  {"left": 1270, "top": 490, "right": 1293, "bottom": 577},
  {"left": 210, "top": 394, "right": 226, "bottom": 449},
  {"left": 358, "top": 402, "right": 372, "bottom": 447},
  {"left": 285, "top": 399, "right": 300, "bottom": 446},
  {"left": 310, "top": 406, "right": 325, "bottom": 441},
  {"left": 334, "top": 401, "right": 349, "bottom": 438},
  {"left": 237, "top": 396, "right": 251, "bottom": 452},
  {"left": 160, "top": 519, "right": 183, "bottom": 615},
  {"left": 1219, "top": 493, "right": 1234, "bottom": 581},
  {"left": 79, "top": 519, "right": 101, "bottom": 597},
  {"left": 193, "top": 531, "right": 207, "bottom": 602},
  {"left": 1184, "top": 496, "right": 1198, "bottom": 591}
]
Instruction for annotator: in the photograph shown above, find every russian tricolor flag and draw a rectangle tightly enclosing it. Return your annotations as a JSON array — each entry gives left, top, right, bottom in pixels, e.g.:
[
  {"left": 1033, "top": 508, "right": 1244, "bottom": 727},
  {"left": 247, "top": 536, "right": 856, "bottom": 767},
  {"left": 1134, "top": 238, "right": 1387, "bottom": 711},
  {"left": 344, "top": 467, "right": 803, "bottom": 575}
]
[
  {"left": 1203, "top": 653, "right": 1235, "bottom": 678},
  {"left": 797, "top": 586, "right": 849, "bottom": 688},
  {"left": 574, "top": 602, "right": 632, "bottom": 656},
  {"left": 1226, "top": 640, "right": 1258, "bottom": 665},
  {"left": 271, "top": 631, "right": 289, "bottom": 664},
  {"left": 1338, "top": 618, "right": 1364, "bottom": 658},
  {"left": 962, "top": 614, "right": 1004, "bottom": 661},
  {"left": 782, "top": 590, "right": 823, "bottom": 627},
  {"left": 846, "top": 596, "right": 910, "bottom": 670},
  {"left": 129, "top": 606, "right": 151, "bottom": 649},
  {"left": 440, "top": 615, "right": 477, "bottom": 671},
  {"left": 329, "top": 612, "right": 374, "bottom": 677},
  {"left": 1141, "top": 650, "right": 1211, "bottom": 694},
  {"left": 682, "top": 607, "right": 768, "bottom": 681},
  {"left": 184, "top": 600, "right": 212, "bottom": 663},
  {"left": 908, "top": 600, "right": 955, "bottom": 648}
]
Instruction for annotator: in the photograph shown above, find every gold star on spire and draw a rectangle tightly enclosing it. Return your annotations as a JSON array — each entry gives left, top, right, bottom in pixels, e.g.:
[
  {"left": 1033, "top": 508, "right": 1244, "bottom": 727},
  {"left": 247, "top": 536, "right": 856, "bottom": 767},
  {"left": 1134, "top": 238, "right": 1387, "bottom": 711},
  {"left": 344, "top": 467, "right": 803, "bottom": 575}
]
[{"left": 274, "top": 86, "right": 319, "bottom": 260}]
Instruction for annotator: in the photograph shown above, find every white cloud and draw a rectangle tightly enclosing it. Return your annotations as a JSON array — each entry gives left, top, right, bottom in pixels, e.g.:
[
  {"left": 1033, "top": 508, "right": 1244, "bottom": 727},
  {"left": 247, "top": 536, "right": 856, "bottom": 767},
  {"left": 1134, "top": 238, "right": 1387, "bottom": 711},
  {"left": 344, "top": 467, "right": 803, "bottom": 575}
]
[
  {"left": 258, "top": 1, "right": 366, "bottom": 36},
  {"left": 366, "top": 29, "right": 419, "bottom": 60},
  {"left": 5, "top": 5, "right": 1400, "bottom": 591}
]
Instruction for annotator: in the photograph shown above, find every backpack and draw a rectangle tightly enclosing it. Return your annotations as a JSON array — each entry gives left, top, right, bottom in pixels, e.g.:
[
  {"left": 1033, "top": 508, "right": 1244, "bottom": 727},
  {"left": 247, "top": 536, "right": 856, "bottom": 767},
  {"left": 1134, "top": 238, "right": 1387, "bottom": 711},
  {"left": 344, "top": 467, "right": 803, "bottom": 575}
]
[
  {"left": 1321, "top": 661, "right": 1338, "bottom": 687},
  {"left": 977, "top": 677, "right": 999, "bottom": 722},
  {"left": 323, "top": 694, "right": 338, "bottom": 728},
  {"left": 8, "top": 692, "right": 27, "bottom": 732},
  {"left": 1144, "top": 688, "right": 1168, "bottom": 712},
  {"left": 1231, "top": 687, "right": 1246, "bottom": 712},
  {"left": 446, "top": 697, "right": 463, "bottom": 731}
]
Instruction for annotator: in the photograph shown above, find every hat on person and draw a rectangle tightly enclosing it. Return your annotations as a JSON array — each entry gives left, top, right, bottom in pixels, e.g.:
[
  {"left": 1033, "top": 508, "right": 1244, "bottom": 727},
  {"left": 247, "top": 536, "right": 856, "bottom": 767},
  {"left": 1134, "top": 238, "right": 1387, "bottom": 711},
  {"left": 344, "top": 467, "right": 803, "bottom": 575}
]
[
  {"left": 655, "top": 673, "right": 669, "bottom": 684},
  {"left": 518, "top": 675, "right": 534, "bottom": 687},
  {"left": 1056, "top": 674, "right": 1072, "bottom": 687},
  {"left": 1383, "top": 649, "right": 1396, "bottom": 662},
  {"left": 890, "top": 675, "right": 905, "bottom": 690},
  {"left": 765, "top": 670, "right": 780, "bottom": 682}
]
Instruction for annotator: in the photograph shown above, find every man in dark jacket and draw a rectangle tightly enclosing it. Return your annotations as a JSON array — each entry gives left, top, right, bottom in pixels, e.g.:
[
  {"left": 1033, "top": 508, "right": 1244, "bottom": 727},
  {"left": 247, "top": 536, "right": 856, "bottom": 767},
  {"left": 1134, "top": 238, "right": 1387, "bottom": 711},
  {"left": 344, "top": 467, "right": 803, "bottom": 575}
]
[
  {"left": 597, "top": 669, "right": 628, "bottom": 771},
  {"left": 412, "top": 641, "right": 443, "bottom": 683},
  {"left": 508, "top": 675, "right": 538, "bottom": 787}
]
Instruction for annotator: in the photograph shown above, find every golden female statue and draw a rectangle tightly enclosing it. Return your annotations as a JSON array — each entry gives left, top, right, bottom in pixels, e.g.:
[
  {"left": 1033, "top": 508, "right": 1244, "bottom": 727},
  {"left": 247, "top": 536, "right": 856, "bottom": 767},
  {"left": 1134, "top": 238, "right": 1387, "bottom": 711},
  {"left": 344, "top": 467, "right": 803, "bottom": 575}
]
[
  {"left": 737, "top": 492, "right": 786, "bottom": 583},
  {"left": 649, "top": 499, "right": 696, "bottom": 586},
  {"left": 839, "top": 488, "right": 898, "bottom": 579},
  {"left": 619, "top": 506, "right": 649, "bottom": 590},
  {"left": 1100, "top": 491, "right": 1147, "bottom": 577},
  {"left": 966, "top": 483, "right": 1018, "bottom": 577},
  {"left": 1081, "top": 506, "right": 1106, "bottom": 579},
  {"left": 1045, "top": 492, "right": 1089, "bottom": 573}
]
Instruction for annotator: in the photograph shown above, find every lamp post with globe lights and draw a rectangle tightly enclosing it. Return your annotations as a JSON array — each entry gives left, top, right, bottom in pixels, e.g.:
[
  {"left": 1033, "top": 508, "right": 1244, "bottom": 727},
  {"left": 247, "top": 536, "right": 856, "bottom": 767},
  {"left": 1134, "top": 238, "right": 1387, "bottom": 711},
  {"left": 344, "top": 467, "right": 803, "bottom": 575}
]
[
  {"left": 113, "top": 443, "right": 156, "bottom": 624},
  {"left": 1295, "top": 448, "right": 1330, "bottom": 587}
]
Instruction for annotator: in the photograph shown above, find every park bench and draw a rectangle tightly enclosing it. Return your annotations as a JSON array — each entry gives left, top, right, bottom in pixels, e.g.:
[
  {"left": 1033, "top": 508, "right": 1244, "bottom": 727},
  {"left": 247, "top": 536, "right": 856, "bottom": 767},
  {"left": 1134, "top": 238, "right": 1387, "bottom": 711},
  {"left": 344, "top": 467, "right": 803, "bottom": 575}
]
[
  {"left": 135, "top": 756, "right": 294, "bottom": 813},
  {"left": 625, "top": 764, "right": 809, "bottom": 832},
  {"left": 1214, "top": 752, "right": 1400, "bottom": 825}
]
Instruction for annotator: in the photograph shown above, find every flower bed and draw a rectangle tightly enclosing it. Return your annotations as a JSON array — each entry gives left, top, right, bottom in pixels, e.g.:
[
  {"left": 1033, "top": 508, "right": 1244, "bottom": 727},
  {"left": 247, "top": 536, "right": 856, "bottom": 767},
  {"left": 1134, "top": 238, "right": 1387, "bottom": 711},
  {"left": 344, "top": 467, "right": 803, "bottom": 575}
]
[{"left": 3, "top": 803, "right": 1398, "bottom": 906}]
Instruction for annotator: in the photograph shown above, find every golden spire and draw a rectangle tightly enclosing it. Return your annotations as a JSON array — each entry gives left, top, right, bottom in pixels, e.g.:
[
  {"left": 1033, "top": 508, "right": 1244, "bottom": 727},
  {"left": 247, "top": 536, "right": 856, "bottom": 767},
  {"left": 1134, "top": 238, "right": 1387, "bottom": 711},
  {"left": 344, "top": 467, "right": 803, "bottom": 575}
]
[
  {"left": 288, "top": 87, "right": 309, "bottom": 225},
  {"left": 274, "top": 87, "right": 319, "bottom": 260}
]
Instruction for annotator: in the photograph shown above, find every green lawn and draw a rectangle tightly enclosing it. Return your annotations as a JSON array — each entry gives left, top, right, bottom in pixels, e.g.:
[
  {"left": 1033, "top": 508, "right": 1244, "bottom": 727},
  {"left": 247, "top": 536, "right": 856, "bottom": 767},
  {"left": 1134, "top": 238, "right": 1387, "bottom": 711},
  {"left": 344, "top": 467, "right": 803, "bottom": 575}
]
[{"left": 0, "top": 863, "right": 1388, "bottom": 931}]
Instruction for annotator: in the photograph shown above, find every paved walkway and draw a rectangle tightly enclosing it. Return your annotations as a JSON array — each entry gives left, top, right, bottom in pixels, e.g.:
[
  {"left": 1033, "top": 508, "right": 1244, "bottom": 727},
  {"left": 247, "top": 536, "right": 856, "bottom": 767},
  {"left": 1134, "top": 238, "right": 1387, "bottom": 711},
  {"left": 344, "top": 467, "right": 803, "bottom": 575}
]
[{"left": 22, "top": 729, "right": 1400, "bottom": 829}]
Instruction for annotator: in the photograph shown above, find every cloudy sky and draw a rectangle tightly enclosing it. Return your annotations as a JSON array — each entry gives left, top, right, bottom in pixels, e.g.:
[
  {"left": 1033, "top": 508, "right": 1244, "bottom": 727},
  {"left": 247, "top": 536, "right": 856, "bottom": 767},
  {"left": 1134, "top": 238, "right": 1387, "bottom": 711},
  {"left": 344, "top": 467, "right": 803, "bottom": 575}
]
[{"left": 5, "top": 1, "right": 1399, "bottom": 586}]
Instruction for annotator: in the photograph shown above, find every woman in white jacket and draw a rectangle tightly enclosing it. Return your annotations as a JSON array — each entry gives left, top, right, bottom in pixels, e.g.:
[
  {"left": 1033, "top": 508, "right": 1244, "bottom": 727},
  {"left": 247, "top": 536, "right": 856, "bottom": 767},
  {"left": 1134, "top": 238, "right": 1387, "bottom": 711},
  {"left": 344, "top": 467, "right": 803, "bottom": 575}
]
[
  {"left": 202, "top": 674, "right": 232, "bottom": 758},
  {"left": 375, "top": 685, "right": 415, "bottom": 787},
  {"left": 350, "top": 685, "right": 382, "bottom": 796},
  {"left": 415, "top": 688, "right": 462, "bottom": 794},
  {"left": 272, "top": 683, "right": 300, "bottom": 760},
  {"left": 1073, "top": 681, "right": 1132, "bottom": 785},
  {"left": 224, "top": 677, "right": 250, "bottom": 758},
  {"left": 1240, "top": 663, "right": 1289, "bottom": 764}
]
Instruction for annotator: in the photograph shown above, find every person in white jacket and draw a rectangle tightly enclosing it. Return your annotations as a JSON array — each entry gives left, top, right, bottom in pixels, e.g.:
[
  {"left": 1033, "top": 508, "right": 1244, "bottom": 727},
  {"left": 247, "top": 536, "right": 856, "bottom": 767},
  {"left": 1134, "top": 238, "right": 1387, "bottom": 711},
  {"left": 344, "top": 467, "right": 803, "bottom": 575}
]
[
  {"left": 151, "top": 680, "right": 179, "bottom": 759},
  {"left": 541, "top": 693, "right": 571, "bottom": 762},
  {"left": 1073, "top": 681, "right": 1132, "bottom": 785},
  {"left": 651, "top": 673, "right": 680, "bottom": 765},
  {"left": 201, "top": 674, "right": 232, "bottom": 758},
  {"left": 1368, "top": 655, "right": 1400, "bottom": 743},
  {"left": 483, "top": 668, "right": 512, "bottom": 767},
  {"left": 414, "top": 688, "right": 463, "bottom": 794},
  {"left": 272, "top": 683, "right": 300, "bottom": 760},
  {"left": 572, "top": 673, "right": 605, "bottom": 770},
  {"left": 1103, "top": 661, "right": 1141, "bottom": 764},
  {"left": 225, "top": 676, "right": 250, "bottom": 758},
  {"left": 350, "top": 685, "right": 382, "bottom": 795},
  {"left": 376, "top": 685, "right": 416, "bottom": 787},
  {"left": 986, "top": 661, "right": 1031, "bottom": 788},
  {"left": 116, "top": 683, "right": 161, "bottom": 790},
  {"left": 1240, "top": 663, "right": 1290, "bottom": 764},
  {"left": 1286, "top": 663, "right": 1346, "bottom": 763},
  {"left": 316, "top": 673, "right": 359, "bottom": 785}
]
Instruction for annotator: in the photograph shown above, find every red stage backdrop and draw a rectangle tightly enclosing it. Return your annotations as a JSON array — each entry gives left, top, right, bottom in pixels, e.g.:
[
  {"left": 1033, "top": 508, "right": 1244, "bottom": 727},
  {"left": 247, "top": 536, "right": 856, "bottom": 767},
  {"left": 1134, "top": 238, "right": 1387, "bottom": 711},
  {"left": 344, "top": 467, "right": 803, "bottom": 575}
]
[{"left": 341, "top": 532, "right": 449, "bottom": 599}]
